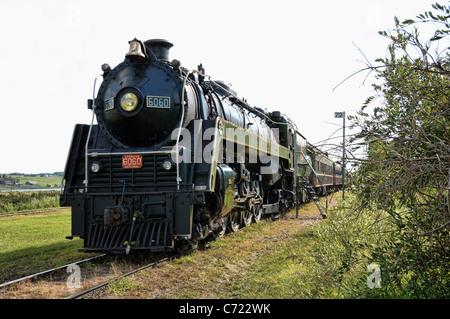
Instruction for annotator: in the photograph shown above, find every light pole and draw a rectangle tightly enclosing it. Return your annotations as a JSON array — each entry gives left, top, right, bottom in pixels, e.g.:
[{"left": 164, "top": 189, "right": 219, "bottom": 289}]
[{"left": 334, "top": 111, "right": 345, "bottom": 201}]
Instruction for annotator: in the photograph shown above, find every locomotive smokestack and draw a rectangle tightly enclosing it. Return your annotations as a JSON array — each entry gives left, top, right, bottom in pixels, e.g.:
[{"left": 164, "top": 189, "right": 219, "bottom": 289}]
[{"left": 144, "top": 39, "right": 173, "bottom": 61}]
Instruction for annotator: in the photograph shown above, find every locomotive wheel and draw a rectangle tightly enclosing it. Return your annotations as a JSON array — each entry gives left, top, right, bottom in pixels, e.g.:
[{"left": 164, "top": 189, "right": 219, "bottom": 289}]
[
  {"left": 228, "top": 211, "right": 240, "bottom": 232},
  {"left": 176, "top": 238, "right": 194, "bottom": 253},
  {"left": 253, "top": 205, "right": 263, "bottom": 223},
  {"left": 217, "top": 226, "right": 226, "bottom": 238},
  {"left": 216, "top": 217, "right": 228, "bottom": 238},
  {"left": 243, "top": 209, "right": 252, "bottom": 227}
]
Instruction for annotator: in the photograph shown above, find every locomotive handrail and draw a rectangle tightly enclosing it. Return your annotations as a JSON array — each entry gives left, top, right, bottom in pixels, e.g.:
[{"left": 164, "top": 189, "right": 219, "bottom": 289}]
[
  {"left": 84, "top": 74, "right": 102, "bottom": 191},
  {"left": 176, "top": 69, "right": 193, "bottom": 190},
  {"left": 87, "top": 150, "right": 173, "bottom": 157}
]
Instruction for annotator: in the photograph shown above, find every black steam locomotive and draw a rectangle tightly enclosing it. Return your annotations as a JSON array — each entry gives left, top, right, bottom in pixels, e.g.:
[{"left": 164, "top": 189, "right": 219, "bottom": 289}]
[{"left": 61, "top": 38, "right": 346, "bottom": 254}]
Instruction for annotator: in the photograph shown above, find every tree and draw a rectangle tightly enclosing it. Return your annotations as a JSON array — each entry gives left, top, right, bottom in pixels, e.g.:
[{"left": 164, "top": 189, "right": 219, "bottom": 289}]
[{"left": 348, "top": 3, "right": 450, "bottom": 297}]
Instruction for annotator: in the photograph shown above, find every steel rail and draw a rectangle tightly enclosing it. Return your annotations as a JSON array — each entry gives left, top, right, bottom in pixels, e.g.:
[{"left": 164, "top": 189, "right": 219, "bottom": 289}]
[
  {"left": 0, "top": 254, "right": 107, "bottom": 289},
  {"left": 64, "top": 253, "right": 181, "bottom": 299}
]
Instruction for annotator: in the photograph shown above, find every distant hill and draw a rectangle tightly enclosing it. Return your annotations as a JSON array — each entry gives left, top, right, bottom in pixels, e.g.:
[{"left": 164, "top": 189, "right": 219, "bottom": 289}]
[
  {"left": 5, "top": 172, "right": 63, "bottom": 176},
  {"left": 0, "top": 173, "right": 63, "bottom": 190}
]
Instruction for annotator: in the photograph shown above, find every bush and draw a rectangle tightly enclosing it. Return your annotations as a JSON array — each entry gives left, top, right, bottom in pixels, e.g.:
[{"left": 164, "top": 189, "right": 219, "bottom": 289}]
[
  {"left": 0, "top": 191, "right": 60, "bottom": 213},
  {"left": 344, "top": 3, "right": 450, "bottom": 298},
  {"left": 313, "top": 193, "right": 450, "bottom": 298}
]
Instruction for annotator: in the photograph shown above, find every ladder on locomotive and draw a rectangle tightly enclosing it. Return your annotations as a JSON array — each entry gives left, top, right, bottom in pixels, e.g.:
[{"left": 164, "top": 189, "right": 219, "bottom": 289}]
[
  {"left": 298, "top": 150, "right": 327, "bottom": 218},
  {"left": 305, "top": 182, "right": 327, "bottom": 218}
]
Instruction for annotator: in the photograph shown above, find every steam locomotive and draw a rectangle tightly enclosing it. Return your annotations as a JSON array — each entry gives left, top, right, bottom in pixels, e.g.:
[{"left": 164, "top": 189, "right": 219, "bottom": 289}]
[{"left": 60, "top": 38, "right": 346, "bottom": 254}]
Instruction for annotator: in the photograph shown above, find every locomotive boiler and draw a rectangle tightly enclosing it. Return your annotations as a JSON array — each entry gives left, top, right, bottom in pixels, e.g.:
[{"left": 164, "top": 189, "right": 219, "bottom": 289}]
[{"left": 61, "top": 38, "right": 345, "bottom": 254}]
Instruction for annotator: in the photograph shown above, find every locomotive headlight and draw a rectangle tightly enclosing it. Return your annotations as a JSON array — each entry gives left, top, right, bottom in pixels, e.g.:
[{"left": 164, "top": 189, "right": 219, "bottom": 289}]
[
  {"left": 162, "top": 159, "right": 173, "bottom": 171},
  {"left": 90, "top": 161, "right": 102, "bottom": 173},
  {"left": 120, "top": 93, "right": 139, "bottom": 112}
]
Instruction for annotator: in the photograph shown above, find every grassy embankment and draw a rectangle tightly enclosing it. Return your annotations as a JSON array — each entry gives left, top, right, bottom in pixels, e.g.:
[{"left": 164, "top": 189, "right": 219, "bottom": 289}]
[
  {"left": 0, "top": 210, "right": 85, "bottom": 283},
  {"left": 222, "top": 193, "right": 389, "bottom": 298}
]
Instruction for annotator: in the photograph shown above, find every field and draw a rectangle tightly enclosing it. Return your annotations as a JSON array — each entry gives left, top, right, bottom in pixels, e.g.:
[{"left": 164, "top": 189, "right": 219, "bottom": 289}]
[
  {"left": 0, "top": 173, "right": 62, "bottom": 191},
  {"left": 0, "top": 209, "right": 87, "bottom": 283}
]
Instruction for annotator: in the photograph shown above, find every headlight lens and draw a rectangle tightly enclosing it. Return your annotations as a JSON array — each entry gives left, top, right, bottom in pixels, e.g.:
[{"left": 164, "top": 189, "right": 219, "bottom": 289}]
[
  {"left": 162, "top": 159, "right": 173, "bottom": 171},
  {"left": 120, "top": 93, "right": 138, "bottom": 112},
  {"left": 90, "top": 161, "right": 102, "bottom": 173}
]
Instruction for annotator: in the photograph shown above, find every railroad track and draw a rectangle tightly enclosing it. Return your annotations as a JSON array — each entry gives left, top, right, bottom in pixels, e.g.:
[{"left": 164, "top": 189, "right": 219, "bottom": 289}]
[
  {"left": 0, "top": 212, "right": 289, "bottom": 299},
  {"left": 2, "top": 206, "right": 310, "bottom": 299},
  {"left": 0, "top": 253, "right": 107, "bottom": 290},
  {"left": 0, "top": 207, "right": 70, "bottom": 217},
  {"left": 65, "top": 253, "right": 180, "bottom": 299},
  {"left": 0, "top": 248, "right": 196, "bottom": 299}
]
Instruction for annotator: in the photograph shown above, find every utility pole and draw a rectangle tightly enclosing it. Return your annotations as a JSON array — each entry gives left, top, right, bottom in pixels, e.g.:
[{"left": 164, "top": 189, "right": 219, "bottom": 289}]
[{"left": 334, "top": 111, "right": 346, "bottom": 201}]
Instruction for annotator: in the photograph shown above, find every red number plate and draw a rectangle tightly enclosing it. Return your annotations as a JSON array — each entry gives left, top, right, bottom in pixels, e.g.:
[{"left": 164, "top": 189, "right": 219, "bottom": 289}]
[{"left": 122, "top": 154, "right": 143, "bottom": 169}]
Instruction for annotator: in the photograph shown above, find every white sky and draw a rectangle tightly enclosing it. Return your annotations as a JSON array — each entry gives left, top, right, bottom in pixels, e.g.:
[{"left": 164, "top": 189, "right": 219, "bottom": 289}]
[{"left": 0, "top": 0, "right": 438, "bottom": 174}]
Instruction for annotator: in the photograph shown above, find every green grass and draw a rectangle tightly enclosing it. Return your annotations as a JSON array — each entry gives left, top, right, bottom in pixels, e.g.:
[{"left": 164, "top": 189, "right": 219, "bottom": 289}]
[
  {"left": 221, "top": 193, "right": 393, "bottom": 299},
  {"left": 222, "top": 227, "right": 337, "bottom": 298},
  {"left": 0, "top": 210, "right": 87, "bottom": 283},
  {"left": 107, "top": 277, "right": 141, "bottom": 296}
]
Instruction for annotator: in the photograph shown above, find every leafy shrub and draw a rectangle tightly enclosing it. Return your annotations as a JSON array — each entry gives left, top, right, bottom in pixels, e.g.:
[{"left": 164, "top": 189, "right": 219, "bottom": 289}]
[{"left": 0, "top": 191, "right": 60, "bottom": 213}]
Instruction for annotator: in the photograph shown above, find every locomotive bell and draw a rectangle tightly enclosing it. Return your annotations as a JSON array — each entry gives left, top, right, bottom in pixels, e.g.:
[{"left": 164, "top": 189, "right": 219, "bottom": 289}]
[{"left": 125, "top": 38, "right": 146, "bottom": 60}]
